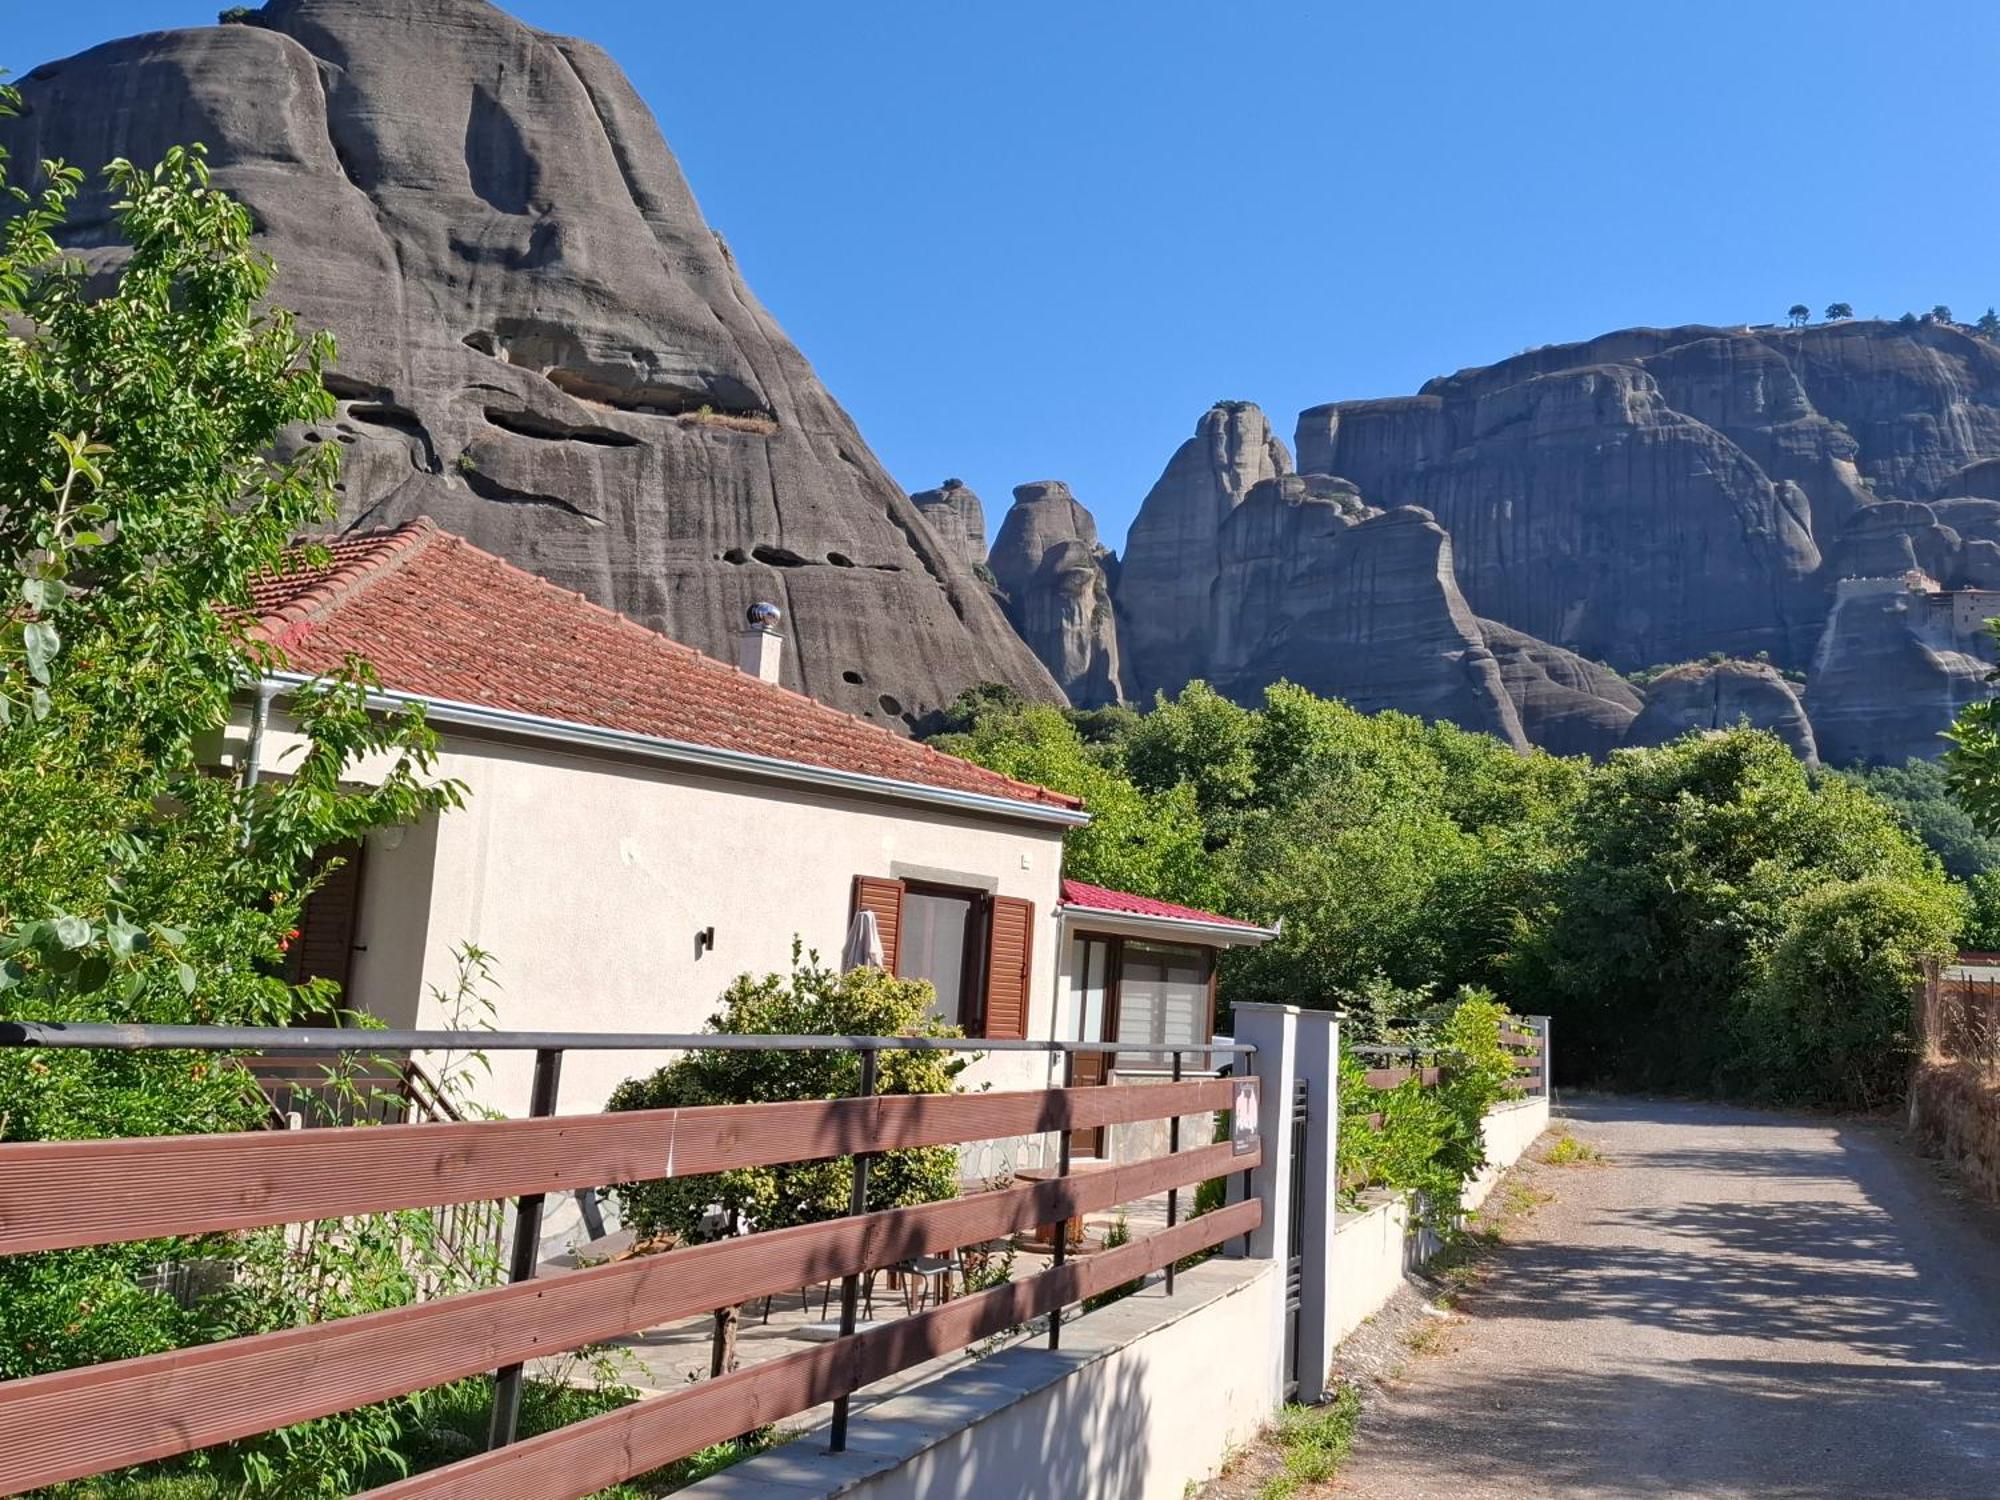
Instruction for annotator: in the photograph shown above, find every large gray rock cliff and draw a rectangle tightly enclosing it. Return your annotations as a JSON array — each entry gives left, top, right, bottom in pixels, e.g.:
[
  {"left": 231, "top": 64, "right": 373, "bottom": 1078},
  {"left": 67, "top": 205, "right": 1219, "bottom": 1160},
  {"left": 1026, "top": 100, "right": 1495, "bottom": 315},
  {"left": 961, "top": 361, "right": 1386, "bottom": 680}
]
[
  {"left": 3, "top": 0, "right": 1059, "bottom": 729},
  {"left": 908, "top": 480, "right": 989, "bottom": 570},
  {"left": 1626, "top": 661, "right": 1819, "bottom": 766},
  {"left": 1033, "top": 322, "right": 2000, "bottom": 764},
  {"left": 987, "top": 482, "right": 1127, "bottom": 707},
  {"left": 1119, "top": 403, "right": 1292, "bottom": 698}
]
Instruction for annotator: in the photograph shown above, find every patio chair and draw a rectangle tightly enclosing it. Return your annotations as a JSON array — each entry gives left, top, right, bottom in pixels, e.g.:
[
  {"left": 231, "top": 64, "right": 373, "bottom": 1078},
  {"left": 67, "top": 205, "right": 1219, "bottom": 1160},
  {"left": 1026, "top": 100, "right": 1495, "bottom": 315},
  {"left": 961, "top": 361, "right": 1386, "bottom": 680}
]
[{"left": 892, "top": 1254, "right": 956, "bottom": 1313}]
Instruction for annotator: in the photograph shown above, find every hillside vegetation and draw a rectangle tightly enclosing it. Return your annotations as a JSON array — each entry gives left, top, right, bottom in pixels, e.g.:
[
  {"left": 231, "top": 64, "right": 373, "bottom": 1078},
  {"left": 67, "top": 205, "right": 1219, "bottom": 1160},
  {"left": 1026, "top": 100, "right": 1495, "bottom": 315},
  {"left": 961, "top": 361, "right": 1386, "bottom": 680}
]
[{"left": 935, "top": 684, "right": 1964, "bottom": 1108}]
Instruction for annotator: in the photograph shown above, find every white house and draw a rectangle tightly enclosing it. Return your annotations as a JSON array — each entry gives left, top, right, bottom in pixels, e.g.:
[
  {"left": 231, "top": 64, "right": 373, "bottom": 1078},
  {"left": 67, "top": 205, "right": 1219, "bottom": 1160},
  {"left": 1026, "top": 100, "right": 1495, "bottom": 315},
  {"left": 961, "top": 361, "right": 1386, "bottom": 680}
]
[{"left": 236, "top": 520, "right": 1273, "bottom": 1161}]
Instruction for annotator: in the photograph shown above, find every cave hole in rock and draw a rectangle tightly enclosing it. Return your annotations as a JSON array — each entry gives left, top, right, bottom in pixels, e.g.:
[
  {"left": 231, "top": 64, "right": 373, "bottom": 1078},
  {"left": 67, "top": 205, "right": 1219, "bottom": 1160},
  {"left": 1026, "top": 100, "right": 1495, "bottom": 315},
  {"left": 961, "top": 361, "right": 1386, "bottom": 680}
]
[
  {"left": 841, "top": 670, "right": 865, "bottom": 685},
  {"left": 826, "top": 552, "right": 855, "bottom": 567},
  {"left": 481, "top": 406, "right": 640, "bottom": 448},
  {"left": 877, "top": 694, "right": 903, "bottom": 717},
  {"left": 751, "top": 544, "right": 811, "bottom": 568},
  {"left": 722, "top": 548, "right": 749, "bottom": 565}
]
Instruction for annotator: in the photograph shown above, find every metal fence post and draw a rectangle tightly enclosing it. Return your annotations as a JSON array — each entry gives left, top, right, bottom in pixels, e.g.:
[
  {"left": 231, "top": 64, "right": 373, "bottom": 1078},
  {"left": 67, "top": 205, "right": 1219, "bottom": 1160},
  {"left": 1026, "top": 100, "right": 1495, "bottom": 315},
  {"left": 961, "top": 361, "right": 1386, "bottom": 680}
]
[
  {"left": 1165, "top": 1048, "right": 1182, "bottom": 1296},
  {"left": 1529, "top": 1014, "right": 1554, "bottom": 1104},
  {"left": 1048, "top": 1049, "right": 1076, "bottom": 1350},
  {"left": 828, "top": 1046, "right": 879, "bottom": 1455},
  {"left": 486, "top": 1046, "right": 563, "bottom": 1451}
]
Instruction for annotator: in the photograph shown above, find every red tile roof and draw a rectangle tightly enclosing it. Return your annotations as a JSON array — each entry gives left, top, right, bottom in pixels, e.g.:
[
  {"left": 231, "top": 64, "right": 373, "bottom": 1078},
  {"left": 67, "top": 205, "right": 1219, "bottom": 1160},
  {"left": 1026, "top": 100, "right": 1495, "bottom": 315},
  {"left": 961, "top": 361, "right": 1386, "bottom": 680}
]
[
  {"left": 1059, "top": 879, "right": 1268, "bottom": 932},
  {"left": 250, "top": 521, "right": 1082, "bottom": 814}
]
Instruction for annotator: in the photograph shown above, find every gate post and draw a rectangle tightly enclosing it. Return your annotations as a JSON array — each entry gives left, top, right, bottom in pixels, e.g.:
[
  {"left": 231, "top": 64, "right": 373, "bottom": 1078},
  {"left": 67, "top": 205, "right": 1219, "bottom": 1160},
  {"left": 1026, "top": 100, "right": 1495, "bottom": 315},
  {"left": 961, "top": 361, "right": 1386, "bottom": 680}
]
[
  {"left": 1289, "top": 1010, "right": 1341, "bottom": 1402},
  {"left": 1226, "top": 1002, "right": 1300, "bottom": 1411}
]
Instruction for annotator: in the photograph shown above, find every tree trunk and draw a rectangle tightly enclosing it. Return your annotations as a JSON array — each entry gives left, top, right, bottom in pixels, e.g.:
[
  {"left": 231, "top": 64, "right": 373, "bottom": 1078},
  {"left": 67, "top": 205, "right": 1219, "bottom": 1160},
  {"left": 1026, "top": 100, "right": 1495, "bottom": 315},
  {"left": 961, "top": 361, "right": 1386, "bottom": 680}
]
[{"left": 710, "top": 1303, "right": 742, "bottom": 1377}]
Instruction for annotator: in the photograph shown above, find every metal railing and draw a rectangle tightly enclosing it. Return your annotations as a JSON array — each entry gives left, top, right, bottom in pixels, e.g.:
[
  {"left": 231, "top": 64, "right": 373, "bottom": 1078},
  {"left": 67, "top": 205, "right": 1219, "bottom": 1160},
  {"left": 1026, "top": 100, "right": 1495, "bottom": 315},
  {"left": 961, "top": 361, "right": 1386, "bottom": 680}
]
[{"left": 0, "top": 1023, "right": 1260, "bottom": 1498}]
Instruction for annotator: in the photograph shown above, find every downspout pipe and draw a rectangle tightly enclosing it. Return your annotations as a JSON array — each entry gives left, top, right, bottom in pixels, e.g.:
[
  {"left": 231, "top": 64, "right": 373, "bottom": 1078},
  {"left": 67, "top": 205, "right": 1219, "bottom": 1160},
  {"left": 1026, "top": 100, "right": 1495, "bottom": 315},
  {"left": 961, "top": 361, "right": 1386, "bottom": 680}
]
[{"left": 240, "top": 677, "right": 278, "bottom": 846}]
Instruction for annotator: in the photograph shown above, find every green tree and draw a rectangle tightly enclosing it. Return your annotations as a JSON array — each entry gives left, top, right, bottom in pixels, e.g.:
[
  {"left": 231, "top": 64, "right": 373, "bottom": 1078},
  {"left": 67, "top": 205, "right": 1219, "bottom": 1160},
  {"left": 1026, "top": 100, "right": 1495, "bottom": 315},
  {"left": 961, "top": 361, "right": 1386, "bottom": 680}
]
[
  {"left": 1749, "top": 876, "right": 1963, "bottom": 1108},
  {"left": 932, "top": 697, "right": 1219, "bottom": 908},
  {"left": 1824, "top": 302, "right": 1854, "bottom": 321},
  {"left": 1508, "top": 729, "right": 1951, "bottom": 1094},
  {"left": 1945, "top": 631, "right": 2000, "bottom": 834},
  {"left": 0, "top": 109, "right": 462, "bottom": 1490},
  {"left": 1840, "top": 757, "right": 2000, "bottom": 881},
  {"left": 1979, "top": 308, "right": 2000, "bottom": 339},
  {"left": 1122, "top": 681, "right": 1262, "bottom": 841},
  {"left": 1933, "top": 304, "right": 1955, "bottom": 325},
  {"left": 608, "top": 952, "right": 964, "bottom": 1374}
]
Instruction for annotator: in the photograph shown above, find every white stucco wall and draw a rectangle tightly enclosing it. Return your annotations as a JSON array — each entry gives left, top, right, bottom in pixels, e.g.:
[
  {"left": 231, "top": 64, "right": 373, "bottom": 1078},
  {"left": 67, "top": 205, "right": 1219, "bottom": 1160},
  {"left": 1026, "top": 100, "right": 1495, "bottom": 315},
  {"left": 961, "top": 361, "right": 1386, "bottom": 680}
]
[
  {"left": 683, "top": 1261, "right": 1279, "bottom": 1500},
  {"left": 247, "top": 718, "right": 1069, "bottom": 1125},
  {"left": 1327, "top": 1093, "right": 1551, "bottom": 1344}
]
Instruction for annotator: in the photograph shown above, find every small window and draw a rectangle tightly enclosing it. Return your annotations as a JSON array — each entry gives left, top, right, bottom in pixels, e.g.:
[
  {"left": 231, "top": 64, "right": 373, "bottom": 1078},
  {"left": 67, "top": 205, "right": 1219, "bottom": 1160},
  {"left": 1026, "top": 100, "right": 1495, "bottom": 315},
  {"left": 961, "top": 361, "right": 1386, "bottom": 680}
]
[
  {"left": 900, "top": 887, "right": 978, "bottom": 1026},
  {"left": 848, "top": 876, "right": 1031, "bottom": 1040},
  {"left": 1113, "top": 941, "right": 1212, "bottom": 1070}
]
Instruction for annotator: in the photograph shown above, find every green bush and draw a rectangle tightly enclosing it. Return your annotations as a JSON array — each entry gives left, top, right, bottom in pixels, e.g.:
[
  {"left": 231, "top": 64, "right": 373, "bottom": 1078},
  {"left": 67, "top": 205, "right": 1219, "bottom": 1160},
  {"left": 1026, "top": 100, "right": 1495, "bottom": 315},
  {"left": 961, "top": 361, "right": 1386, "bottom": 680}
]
[
  {"left": 609, "top": 948, "right": 964, "bottom": 1372},
  {"left": 1750, "top": 876, "right": 1964, "bottom": 1108},
  {"left": 1507, "top": 729, "right": 1953, "bottom": 1096},
  {"left": 1334, "top": 989, "right": 1521, "bottom": 1232}
]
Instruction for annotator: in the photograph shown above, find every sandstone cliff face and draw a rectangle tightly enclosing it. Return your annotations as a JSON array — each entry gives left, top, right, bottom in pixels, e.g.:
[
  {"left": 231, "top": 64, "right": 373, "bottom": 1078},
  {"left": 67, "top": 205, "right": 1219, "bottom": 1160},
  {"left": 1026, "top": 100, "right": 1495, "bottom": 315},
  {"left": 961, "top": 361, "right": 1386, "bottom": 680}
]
[
  {"left": 1626, "top": 661, "right": 1818, "bottom": 766},
  {"left": 4, "top": 0, "right": 1058, "bottom": 728},
  {"left": 1809, "top": 580, "right": 1996, "bottom": 766},
  {"left": 1210, "top": 500, "right": 1527, "bottom": 749},
  {"left": 909, "top": 480, "right": 989, "bottom": 569},
  {"left": 988, "top": 483, "right": 1127, "bottom": 707},
  {"left": 1119, "top": 403, "right": 1293, "bottom": 697},
  {"left": 1299, "top": 355, "right": 1823, "bottom": 668},
  {"left": 1063, "top": 322, "right": 2000, "bottom": 765}
]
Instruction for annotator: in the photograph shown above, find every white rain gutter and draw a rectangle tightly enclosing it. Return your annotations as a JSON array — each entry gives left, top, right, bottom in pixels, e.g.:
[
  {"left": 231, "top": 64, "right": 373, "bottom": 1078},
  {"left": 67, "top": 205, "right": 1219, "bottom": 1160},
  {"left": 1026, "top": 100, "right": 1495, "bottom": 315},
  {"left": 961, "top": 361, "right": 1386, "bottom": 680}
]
[
  {"left": 1056, "top": 903, "right": 1281, "bottom": 948},
  {"left": 260, "top": 671, "right": 1092, "bottom": 831}
]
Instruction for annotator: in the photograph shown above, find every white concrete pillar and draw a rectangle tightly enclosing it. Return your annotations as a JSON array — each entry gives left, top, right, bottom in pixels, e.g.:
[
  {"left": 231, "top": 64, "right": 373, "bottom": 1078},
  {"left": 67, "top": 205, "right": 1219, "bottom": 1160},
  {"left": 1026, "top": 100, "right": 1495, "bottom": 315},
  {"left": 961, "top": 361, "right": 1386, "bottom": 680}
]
[
  {"left": 1226, "top": 1001, "right": 1299, "bottom": 1411},
  {"left": 1291, "top": 1009, "right": 1340, "bottom": 1403}
]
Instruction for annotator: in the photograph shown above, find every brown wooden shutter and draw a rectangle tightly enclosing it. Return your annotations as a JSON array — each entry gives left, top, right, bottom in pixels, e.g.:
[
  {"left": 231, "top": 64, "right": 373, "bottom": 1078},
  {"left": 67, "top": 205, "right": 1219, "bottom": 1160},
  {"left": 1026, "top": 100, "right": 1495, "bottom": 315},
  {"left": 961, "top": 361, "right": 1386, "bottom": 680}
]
[
  {"left": 850, "top": 876, "right": 905, "bottom": 974},
  {"left": 287, "top": 841, "right": 366, "bottom": 1001},
  {"left": 981, "top": 896, "right": 1035, "bottom": 1041}
]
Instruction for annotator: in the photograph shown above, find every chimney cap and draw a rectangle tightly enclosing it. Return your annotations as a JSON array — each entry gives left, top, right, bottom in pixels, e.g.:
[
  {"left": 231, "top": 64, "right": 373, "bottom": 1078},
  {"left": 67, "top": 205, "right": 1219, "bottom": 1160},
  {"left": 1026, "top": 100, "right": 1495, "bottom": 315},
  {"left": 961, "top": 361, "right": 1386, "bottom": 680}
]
[{"left": 745, "top": 601, "right": 782, "bottom": 630}]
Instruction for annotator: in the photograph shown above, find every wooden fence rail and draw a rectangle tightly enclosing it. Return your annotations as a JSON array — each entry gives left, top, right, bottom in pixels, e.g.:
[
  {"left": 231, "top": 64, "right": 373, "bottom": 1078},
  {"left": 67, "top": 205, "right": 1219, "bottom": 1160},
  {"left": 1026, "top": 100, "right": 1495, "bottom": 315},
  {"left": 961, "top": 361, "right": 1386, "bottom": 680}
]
[
  {"left": 0, "top": 1070, "right": 1257, "bottom": 1497},
  {"left": 1353, "top": 1018, "right": 1547, "bottom": 1130},
  {"left": 0, "top": 1078, "right": 1235, "bottom": 1255}
]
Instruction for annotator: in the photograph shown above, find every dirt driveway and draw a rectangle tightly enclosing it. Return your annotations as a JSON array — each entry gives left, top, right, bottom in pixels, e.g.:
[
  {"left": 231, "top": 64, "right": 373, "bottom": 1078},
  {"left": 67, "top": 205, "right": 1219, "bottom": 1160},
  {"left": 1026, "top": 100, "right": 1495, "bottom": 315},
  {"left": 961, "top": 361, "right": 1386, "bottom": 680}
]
[{"left": 1334, "top": 1098, "right": 2000, "bottom": 1500}]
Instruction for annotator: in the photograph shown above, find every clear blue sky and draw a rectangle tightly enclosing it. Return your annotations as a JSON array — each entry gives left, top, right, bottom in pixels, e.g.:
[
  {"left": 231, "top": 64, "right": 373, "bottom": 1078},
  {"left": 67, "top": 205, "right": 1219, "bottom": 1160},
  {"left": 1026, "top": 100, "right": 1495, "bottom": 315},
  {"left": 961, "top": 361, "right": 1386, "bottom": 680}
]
[{"left": 10, "top": 2, "right": 1999, "bottom": 549}]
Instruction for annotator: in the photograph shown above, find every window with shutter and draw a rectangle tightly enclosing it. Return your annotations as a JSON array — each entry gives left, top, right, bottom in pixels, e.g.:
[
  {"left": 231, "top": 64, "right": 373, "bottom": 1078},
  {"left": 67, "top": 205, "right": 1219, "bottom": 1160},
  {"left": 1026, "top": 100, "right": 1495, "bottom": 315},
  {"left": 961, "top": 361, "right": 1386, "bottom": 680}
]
[
  {"left": 850, "top": 876, "right": 905, "bottom": 974},
  {"left": 981, "top": 895, "right": 1035, "bottom": 1041},
  {"left": 1111, "top": 941, "right": 1212, "bottom": 1070},
  {"left": 286, "top": 841, "right": 366, "bottom": 1006}
]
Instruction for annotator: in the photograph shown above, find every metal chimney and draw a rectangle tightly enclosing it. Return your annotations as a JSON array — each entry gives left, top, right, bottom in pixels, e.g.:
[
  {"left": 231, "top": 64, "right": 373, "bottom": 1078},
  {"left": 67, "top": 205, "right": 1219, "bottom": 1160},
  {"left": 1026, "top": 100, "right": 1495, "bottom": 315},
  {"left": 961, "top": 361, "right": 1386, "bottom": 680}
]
[{"left": 738, "top": 601, "right": 784, "bottom": 684}]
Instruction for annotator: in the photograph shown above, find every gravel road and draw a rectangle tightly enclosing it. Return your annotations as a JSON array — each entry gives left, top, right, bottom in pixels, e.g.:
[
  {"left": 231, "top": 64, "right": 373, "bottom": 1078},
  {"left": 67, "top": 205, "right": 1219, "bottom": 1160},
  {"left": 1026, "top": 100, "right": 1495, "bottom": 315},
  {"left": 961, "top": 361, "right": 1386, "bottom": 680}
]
[{"left": 1335, "top": 1098, "right": 2000, "bottom": 1499}]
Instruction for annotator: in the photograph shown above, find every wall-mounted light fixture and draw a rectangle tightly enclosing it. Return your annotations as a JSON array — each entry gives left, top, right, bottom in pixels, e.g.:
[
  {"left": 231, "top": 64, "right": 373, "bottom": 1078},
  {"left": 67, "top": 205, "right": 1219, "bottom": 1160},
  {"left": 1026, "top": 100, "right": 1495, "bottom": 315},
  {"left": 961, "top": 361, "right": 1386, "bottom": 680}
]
[{"left": 695, "top": 926, "right": 716, "bottom": 957}]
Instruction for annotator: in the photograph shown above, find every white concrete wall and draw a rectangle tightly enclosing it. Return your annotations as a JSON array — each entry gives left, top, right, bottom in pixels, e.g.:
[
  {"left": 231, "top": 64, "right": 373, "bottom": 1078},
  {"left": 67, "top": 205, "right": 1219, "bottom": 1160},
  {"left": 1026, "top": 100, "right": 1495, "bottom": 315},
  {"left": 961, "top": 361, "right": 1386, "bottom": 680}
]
[
  {"left": 1463, "top": 1096, "right": 1551, "bottom": 1212},
  {"left": 684, "top": 1261, "right": 1278, "bottom": 1500},
  {"left": 1327, "top": 1093, "right": 1550, "bottom": 1344},
  {"left": 249, "top": 719, "right": 1068, "bottom": 1121},
  {"left": 1329, "top": 1193, "right": 1437, "bottom": 1343}
]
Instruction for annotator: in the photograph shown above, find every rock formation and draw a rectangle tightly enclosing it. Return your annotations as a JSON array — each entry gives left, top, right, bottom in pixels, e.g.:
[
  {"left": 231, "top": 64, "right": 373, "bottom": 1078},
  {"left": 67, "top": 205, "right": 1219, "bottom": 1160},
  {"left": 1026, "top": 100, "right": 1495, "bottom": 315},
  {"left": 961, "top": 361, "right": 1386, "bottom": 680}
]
[
  {"left": 1809, "top": 579, "right": 1996, "bottom": 766},
  {"left": 3, "top": 0, "right": 1059, "bottom": 728},
  {"left": 909, "top": 480, "right": 988, "bottom": 570},
  {"left": 1626, "top": 661, "right": 1819, "bottom": 766},
  {"left": 1022, "top": 321, "right": 2000, "bottom": 765},
  {"left": 1119, "top": 403, "right": 1293, "bottom": 697},
  {"left": 987, "top": 483, "right": 1127, "bottom": 706}
]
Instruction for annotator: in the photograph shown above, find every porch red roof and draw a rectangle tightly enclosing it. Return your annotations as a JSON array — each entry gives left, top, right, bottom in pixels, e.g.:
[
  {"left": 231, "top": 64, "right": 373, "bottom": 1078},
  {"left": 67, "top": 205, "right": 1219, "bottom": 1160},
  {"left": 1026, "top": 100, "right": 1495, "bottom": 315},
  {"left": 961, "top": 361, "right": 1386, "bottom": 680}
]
[
  {"left": 249, "top": 521, "right": 1082, "bottom": 814},
  {"left": 1058, "top": 879, "right": 1268, "bottom": 932}
]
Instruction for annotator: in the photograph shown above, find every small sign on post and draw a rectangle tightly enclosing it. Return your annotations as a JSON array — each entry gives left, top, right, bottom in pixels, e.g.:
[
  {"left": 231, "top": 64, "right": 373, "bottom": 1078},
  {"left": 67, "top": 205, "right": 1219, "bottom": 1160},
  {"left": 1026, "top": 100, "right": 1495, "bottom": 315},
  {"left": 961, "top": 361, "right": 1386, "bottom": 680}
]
[{"left": 1232, "top": 1076, "right": 1260, "bottom": 1155}]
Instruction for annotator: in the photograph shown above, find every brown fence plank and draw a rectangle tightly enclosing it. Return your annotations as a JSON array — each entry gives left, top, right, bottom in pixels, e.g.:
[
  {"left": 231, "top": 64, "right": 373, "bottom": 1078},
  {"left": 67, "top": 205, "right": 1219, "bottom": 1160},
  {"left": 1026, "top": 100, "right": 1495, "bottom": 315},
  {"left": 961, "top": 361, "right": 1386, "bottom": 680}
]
[
  {"left": 0, "top": 1079, "right": 1236, "bottom": 1255},
  {"left": 360, "top": 1198, "right": 1264, "bottom": 1500},
  {"left": 1499, "top": 1031, "right": 1541, "bottom": 1050},
  {"left": 0, "top": 1140, "right": 1255, "bottom": 1493},
  {"left": 1361, "top": 1066, "right": 1441, "bottom": 1090}
]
